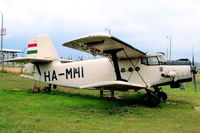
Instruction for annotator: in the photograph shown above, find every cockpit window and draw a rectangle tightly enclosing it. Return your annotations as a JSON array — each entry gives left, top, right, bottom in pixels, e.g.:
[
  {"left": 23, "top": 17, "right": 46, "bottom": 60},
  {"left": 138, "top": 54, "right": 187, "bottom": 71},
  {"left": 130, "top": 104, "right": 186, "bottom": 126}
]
[
  {"left": 157, "top": 55, "right": 166, "bottom": 64},
  {"left": 141, "top": 57, "right": 148, "bottom": 65},
  {"left": 141, "top": 55, "right": 166, "bottom": 65}
]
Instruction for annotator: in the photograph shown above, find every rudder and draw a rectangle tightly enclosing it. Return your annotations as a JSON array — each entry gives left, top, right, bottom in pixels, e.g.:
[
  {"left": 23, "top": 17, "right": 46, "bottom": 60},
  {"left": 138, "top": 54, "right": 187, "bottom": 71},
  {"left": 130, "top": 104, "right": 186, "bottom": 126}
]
[{"left": 27, "top": 35, "right": 59, "bottom": 60}]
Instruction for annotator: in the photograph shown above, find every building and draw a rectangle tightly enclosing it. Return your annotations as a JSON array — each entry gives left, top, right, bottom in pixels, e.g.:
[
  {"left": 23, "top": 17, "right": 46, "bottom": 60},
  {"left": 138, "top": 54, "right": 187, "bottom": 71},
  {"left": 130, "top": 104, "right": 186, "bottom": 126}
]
[{"left": 0, "top": 49, "right": 23, "bottom": 66}]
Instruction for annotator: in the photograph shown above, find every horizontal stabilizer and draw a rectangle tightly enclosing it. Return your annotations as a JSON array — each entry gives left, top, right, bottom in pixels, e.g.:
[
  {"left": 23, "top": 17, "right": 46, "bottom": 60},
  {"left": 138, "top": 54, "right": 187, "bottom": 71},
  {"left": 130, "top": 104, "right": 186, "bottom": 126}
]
[
  {"left": 80, "top": 81, "right": 146, "bottom": 89},
  {"left": 5, "top": 57, "right": 54, "bottom": 63}
]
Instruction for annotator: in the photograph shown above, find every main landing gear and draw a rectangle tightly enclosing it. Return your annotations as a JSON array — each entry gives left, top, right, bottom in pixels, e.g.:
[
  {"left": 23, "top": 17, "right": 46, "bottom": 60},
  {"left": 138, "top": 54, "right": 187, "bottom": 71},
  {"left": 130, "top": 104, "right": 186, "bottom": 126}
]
[
  {"left": 32, "top": 80, "right": 57, "bottom": 93},
  {"left": 43, "top": 84, "right": 57, "bottom": 92},
  {"left": 43, "top": 84, "right": 52, "bottom": 92},
  {"left": 146, "top": 87, "right": 168, "bottom": 107}
]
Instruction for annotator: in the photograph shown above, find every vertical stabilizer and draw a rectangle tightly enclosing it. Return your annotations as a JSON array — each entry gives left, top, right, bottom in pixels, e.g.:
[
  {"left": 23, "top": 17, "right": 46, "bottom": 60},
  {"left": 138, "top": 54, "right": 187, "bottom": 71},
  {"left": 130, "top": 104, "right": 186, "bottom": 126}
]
[{"left": 27, "top": 35, "right": 59, "bottom": 60}]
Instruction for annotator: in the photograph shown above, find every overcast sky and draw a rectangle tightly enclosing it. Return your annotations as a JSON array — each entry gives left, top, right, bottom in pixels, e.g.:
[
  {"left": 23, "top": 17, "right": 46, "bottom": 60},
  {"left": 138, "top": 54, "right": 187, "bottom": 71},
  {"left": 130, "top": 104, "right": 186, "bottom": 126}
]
[{"left": 1, "top": 0, "right": 200, "bottom": 60}]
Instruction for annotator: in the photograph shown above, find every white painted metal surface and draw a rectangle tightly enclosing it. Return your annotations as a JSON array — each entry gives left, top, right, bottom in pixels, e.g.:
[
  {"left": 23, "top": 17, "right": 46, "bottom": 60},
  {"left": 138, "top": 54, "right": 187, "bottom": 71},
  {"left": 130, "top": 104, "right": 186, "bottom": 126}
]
[{"left": 7, "top": 34, "right": 193, "bottom": 91}]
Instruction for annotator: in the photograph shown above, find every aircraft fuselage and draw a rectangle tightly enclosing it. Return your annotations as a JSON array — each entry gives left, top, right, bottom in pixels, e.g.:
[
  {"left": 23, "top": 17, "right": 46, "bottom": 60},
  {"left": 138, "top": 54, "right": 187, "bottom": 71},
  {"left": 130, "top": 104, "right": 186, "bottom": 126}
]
[{"left": 33, "top": 57, "right": 192, "bottom": 90}]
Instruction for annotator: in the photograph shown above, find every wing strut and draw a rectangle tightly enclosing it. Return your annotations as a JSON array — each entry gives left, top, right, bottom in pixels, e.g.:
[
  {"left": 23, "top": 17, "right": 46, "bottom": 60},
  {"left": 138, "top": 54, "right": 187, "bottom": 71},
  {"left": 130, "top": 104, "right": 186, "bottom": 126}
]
[
  {"left": 122, "top": 49, "right": 149, "bottom": 88},
  {"left": 104, "top": 48, "right": 127, "bottom": 82}
]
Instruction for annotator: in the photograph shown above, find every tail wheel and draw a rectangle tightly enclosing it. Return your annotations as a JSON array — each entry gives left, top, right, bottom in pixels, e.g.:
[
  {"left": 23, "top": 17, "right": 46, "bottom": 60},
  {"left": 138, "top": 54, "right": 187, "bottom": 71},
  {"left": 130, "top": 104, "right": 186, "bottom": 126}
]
[{"left": 43, "top": 86, "right": 51, "bottom": 92}]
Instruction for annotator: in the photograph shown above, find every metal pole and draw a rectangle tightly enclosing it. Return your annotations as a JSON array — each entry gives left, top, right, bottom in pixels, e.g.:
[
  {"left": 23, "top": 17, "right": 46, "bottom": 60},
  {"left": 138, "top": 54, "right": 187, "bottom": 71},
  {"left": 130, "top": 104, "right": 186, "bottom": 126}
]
[
  {"left": 166, "top": 43, "right": 168, "bottom": 59},
  {"left": 169, "top": 36, "right": 172, "bottom": 61},
  {"left": 0, "top": 12, "right": 4, "bottom": 72},
  {"left": 166, "top": 36, "right": 172, "bottom": 61}
]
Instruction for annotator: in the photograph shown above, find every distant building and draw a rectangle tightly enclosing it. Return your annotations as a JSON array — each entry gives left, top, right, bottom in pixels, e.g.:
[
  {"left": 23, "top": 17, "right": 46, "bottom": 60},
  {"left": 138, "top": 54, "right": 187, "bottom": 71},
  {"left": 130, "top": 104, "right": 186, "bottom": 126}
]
[{"left": 0, "top": 49, "right": 23, "bottom": 66}]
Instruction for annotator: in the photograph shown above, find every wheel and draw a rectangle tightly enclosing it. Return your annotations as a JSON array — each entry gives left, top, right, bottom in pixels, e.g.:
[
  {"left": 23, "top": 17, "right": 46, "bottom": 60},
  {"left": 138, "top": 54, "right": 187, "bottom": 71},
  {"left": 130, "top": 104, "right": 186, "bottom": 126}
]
[
  {"left": 146, "top": 92, "right": 161, "bottom": 107},
  {"left": 158, "top": 92, "right": 168, "bottom": 102},
  {"left": 46, "top": 87, "right": 51, "bottom": 92},
  {"left": 43, "top": 87, "right": 51, "bottom": 92},
  {"left": 53, "top": 85, "right": 57, "bottom": 89}
]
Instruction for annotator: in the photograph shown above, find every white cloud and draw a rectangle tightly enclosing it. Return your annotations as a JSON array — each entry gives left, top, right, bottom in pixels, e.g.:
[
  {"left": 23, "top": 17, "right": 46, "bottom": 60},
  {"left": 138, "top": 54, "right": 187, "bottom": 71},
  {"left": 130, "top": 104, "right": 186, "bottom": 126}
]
[{"left": 0, "top": 0, "right": 200, "bottom": 60}]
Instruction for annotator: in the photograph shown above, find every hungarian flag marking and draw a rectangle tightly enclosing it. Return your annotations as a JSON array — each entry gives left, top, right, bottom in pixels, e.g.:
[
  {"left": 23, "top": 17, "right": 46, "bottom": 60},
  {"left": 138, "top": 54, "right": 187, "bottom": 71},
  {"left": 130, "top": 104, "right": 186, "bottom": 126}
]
[
  {"left": 27, "top": 43, "right": 38, "bottom": 54},
  {"left": 28, "top": 43, "right": 37, "bottom": 47}
]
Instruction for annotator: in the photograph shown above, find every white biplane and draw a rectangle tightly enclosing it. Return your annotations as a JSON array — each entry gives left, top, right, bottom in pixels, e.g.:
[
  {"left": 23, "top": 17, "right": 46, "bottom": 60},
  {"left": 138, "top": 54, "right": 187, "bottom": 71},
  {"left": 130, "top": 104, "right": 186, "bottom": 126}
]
[{"left": 6, "top": 33, "right": 199, "bottom": 107}]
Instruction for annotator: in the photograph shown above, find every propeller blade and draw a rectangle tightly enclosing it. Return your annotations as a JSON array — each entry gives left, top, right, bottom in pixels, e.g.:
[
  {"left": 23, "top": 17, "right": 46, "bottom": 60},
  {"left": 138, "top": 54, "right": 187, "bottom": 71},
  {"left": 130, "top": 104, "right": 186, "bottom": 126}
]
[
  {"left": 192, "top": 48, "right": 195, "bottom": 66},
  {"left": 191, "top": 46, "right": 197, "bottom": 92},
  {"left": 193, "top": 73, "right": 197, "bottom": 92}
]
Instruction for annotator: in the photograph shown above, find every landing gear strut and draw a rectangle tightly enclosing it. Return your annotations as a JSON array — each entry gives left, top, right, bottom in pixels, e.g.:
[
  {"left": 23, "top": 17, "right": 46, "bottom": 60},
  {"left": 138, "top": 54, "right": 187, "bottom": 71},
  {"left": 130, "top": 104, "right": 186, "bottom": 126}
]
[
  {"left": 146, "top": 87, "right": 168, "bottom": 107},
  {"left": 153, "top": 86, "right": 168, "bottom": 102},
  {"left": 32, "top": 80, "right": 40, "bottom": 93}
]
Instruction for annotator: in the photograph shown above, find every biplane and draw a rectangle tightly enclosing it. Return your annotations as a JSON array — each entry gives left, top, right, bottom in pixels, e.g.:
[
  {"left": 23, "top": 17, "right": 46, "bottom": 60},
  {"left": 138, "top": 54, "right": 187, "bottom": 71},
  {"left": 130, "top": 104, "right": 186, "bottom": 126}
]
[{"left": 7, "top": 33, "right": 199, "bottom": 107}]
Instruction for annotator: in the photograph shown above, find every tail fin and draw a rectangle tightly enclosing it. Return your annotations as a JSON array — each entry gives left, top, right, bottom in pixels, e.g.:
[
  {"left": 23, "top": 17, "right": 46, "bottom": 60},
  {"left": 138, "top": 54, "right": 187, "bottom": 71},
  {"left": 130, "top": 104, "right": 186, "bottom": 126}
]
[{"left": 27, "top": 35, "right": 59, "bottom": 60}]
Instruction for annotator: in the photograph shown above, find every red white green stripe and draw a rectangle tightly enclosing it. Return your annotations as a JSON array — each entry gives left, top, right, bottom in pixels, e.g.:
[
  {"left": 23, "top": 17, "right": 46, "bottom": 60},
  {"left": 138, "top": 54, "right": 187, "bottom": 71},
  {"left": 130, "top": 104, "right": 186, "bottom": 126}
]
[
  {"left": 28, "top": 43, "right": 37, "bottom": 47},
  {"left": 27, "top": 43, "right": 38, "bottom": 54}
]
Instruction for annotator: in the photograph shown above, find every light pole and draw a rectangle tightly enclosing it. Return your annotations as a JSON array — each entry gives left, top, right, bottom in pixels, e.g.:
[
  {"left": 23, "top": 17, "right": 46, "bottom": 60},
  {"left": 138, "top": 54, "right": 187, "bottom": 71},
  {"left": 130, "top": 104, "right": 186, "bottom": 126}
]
[
  {"left": 166, "top": 43, "right": 168, "bottom": 59},
  {"left": 166, "top": 36, "right": 172, "bottom": 61},
  {"left": 0, "top": 12, "right": 4, "bottom": 72}
]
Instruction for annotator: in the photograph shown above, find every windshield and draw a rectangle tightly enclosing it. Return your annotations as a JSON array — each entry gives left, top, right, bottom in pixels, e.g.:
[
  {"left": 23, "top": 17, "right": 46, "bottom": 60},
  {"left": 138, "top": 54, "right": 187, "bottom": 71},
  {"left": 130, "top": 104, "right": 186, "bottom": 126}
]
[{"left": 157, "top": 55, "right": 167, "bottom": 64}]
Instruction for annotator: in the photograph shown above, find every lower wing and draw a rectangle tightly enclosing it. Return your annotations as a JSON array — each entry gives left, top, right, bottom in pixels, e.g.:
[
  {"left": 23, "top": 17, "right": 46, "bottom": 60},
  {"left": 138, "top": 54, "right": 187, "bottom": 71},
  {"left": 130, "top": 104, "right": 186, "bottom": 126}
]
[{"left": 80, "top": 81, "right": 146, "bottom": 90}]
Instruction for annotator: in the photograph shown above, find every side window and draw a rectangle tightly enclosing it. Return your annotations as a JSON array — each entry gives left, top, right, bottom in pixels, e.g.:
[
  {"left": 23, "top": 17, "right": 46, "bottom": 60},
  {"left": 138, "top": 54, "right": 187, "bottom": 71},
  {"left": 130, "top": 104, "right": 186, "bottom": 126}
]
[
  {"left": 141, "top": 57, "right": 148, "bottom": 65},
  {"left": 148, "top": 57, "right": 159, "bottom": 65}
]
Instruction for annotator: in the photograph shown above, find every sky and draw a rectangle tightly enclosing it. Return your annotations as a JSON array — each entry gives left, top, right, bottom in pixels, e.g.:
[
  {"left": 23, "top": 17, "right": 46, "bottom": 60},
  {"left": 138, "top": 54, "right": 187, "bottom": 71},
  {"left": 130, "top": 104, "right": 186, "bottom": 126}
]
[{"left": 0, "top": 0, "right": 200, "bottom": 61}]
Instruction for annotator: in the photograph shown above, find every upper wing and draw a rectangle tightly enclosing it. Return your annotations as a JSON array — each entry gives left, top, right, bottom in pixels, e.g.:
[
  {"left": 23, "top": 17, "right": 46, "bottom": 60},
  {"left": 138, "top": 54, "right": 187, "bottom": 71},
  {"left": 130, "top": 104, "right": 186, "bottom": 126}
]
[{"left": 63, "top": 33, "right": 145, "bottom": 59}]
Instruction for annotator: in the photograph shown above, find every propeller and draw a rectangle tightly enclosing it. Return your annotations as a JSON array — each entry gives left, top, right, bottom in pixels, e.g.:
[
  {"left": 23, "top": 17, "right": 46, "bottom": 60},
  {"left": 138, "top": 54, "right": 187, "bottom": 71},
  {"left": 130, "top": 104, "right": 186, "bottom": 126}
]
[{"left": 191, "top": 48, "right": 198, "bottom": 92}]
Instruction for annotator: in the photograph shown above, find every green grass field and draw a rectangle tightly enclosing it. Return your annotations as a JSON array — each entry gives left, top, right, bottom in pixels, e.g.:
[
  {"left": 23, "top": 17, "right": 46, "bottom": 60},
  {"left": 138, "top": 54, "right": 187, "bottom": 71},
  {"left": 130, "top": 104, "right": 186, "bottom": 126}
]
[{"left": 0, "top": 72, "right": 200, "bottom": 133}]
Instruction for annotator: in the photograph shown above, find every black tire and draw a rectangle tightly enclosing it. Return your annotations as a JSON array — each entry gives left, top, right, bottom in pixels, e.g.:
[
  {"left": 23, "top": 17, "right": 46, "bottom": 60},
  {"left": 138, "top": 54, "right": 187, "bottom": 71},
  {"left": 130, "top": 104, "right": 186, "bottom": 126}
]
[
  {"left": 159, "top": 92, "right": 168, "bottom": 102},
  {"left": 146, "top": 93, "right": 161, "bottom": 107},
  {"left": 46, "top": 87, "right": 51, "bottom": 92},
  {"left": 43, "top": 87, "right": 51, "bottom": 92}
]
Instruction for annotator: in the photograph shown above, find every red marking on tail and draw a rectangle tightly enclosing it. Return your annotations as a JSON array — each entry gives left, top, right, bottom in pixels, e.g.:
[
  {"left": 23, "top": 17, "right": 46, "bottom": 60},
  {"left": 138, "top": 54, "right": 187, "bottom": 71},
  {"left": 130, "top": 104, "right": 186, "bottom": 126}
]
[{"left": 28, "top": 43, "right": 37, "bottom": 48}]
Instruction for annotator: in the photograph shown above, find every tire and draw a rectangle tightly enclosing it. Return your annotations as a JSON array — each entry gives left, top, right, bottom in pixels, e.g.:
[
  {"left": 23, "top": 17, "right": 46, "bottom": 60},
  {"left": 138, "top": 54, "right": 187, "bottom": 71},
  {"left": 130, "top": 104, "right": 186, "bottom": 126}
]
[
  {"left": 146, "top": 93, "right": 161, "bottom": 107},
  {"left": 159, "top": 92, "right": 168, "bottom": 102},
  {"left": 43, "top": 87, "right": 51, "bottom": 92},
  {"left": 46, "top": 87, "right": 51, "bottom": 92}
]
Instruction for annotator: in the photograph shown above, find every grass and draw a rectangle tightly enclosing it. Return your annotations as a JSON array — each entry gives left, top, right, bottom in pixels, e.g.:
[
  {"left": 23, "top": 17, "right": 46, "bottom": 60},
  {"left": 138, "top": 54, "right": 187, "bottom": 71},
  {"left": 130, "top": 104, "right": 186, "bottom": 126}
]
[{"left": 0, "top": 72, "right": 200, "bottom": 133}]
